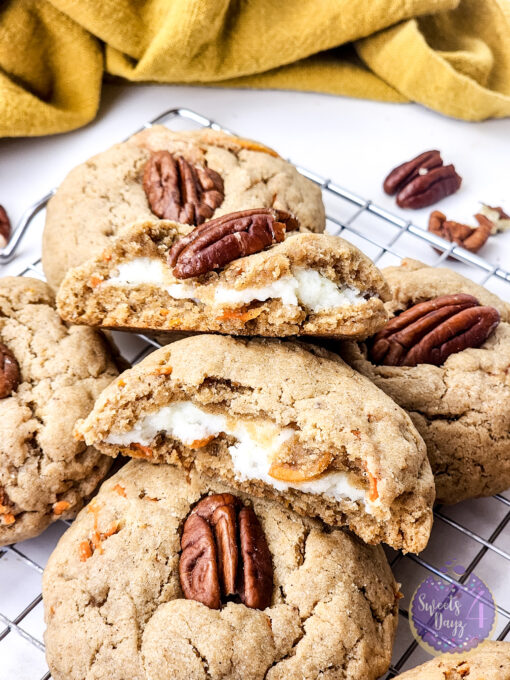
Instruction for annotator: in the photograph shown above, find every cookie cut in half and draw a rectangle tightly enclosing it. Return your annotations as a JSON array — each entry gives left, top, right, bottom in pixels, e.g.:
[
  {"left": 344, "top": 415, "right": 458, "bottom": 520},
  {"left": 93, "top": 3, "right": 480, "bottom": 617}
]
[
  {"left": 42, "top": 125, "right": 325, "bottom": 289},
  {"left": 396, "top": 641, "right": 510, "bottom": 680},
  {"left": 339, "top": 258, "right": 510, "bottom": 505},
  {"left": 76, "top": 335, "right": 434, "bottom": 553},
  {"left": 43, "top": 460, "right": 400, "bottom": 680},
  {"left": 57, "top": 216, "right": 390, "bottom": 340},
  {"left": 0, "top": 277, "right": 118, "bottom": 545}
]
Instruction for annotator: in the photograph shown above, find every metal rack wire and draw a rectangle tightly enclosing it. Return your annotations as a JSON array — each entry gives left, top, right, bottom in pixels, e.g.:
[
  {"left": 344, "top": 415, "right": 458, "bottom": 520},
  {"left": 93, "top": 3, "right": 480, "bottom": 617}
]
[{"left": 0, "top": 108, "right": 509, "bottom": 679}]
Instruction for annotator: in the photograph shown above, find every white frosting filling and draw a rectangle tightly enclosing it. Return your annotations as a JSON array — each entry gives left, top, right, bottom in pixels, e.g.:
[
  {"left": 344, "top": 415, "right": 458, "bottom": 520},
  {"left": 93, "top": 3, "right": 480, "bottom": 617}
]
[
  {"left": 104, "top": 257, "right": 368, "bottom": 312},
  {"left": 106, "top": 401, "right": 368, "bottom": 506}
]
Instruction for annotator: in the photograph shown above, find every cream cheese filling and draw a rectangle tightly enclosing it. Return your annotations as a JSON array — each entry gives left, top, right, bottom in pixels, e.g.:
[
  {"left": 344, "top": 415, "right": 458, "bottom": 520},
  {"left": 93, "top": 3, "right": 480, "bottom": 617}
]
[
  {"left": 104, "top": 257, "right": 369, "bottom": 312},
  {"left": 105, "top": 401, "right": 370, "bottom": 508}
]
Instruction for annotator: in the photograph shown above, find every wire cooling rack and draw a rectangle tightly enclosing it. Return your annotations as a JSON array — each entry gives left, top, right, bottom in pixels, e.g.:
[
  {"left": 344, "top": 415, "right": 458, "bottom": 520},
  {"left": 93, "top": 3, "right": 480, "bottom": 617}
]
[{"left": 1, "top": 108, "right": 509, "bottom": 679}]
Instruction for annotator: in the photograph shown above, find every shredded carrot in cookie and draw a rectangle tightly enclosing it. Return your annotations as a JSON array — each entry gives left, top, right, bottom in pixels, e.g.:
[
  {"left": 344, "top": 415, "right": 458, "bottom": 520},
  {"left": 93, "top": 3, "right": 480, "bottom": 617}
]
[
  {"left": 362, "top": 462, "right": 379, "bottom": 502},
  {"left": 368, "top": 472, "right": 379, "bottom": 502},
  {"left": 89, "top": 275, "right": 104, "bottom": 288},
  {"left": 351, "top": 429, "right": 361, "bottom": 439},
  {"left": 216, "top": 307, "right": 262, "bottom": 323},
  {"left": 79, "top": 539, "right": 93, "bottom": 561},
  {"left": 101, "top": 251, "right": 112, "bottom": 262},
  {"left": 235, "top": 137, "right": 279, "bottom": 158},
  {"left": 131, "top": 443, "right": 153, "bottom": 458},
  {"left": 52, "top": 500, "right": 70, "bottom": 516},
  {"left": 117, "top": 378, "right": 126, "bottom": 387},
  {"left": 164, "top": 318, "right": 182, "bottom": 329},
  {"left": 269, "top": 452, "right": 334, "bottom": 483},
  {"left": 113, "top": 484, "right": 126, "bottom": 497},
  {"left": 91, "top": 531, "right": 103, "bottom": 555},
  {"left": 190, "top": 435, "right": 215, "bottom": 449},
  {"left": 1, "top": 513, "right": 15, "bottom": 526},
  {"left": 154, "top": 365, "right": 173, "bottom": 376}
]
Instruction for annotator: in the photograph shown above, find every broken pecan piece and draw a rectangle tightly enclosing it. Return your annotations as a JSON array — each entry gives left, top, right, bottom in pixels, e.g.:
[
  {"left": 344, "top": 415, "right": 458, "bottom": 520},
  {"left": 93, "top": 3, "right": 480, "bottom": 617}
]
[
  {"left": 478, "top": 204, "right": 510, "bottom": 234},
  {"left": 428, "top": 210, "right": 491, "bottom": 253},
  {"left": 0, "top": 205, "right": 11, "bottom": 248},
  {"left": 369, "top": 294, "right": 500, "bottom": 367},
  {"left": 143, "top": 150, "right": 224, "bottom": 225},
  {"left": 0, "top": 343, "right": 20, "bottom": 398},
  {"left": 168, "top": 208, "right": 299, "bottom": 279},
  {"left": 179, "top": 493, "right": 272, "bottom": 610},
  {"left": 383, "top": 150, "right": 462, "bottom": 209}
]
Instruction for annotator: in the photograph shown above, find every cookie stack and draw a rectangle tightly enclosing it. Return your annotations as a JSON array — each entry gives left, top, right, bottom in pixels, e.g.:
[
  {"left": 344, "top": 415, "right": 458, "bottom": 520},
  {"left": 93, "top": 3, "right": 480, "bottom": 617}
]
[{"left": 2, "top": 127, "right": 509, "bottom": 679}]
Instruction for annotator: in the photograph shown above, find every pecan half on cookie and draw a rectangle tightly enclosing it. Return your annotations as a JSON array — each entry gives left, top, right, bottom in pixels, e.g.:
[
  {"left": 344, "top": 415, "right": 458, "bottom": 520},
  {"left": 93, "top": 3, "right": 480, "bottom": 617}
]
[
  {"left": 168, "top": 208, "right": 299, "bottom": 278},
  {"left": 143, "top": 150, "right": 225, "bottom": 224},
  {"left": 383, "top": 150, "right": 462, "bottom": 209},
  {"left": 370, "top": 294, "right": 500, "bottom": 367},
  {"left": 179, "top": 493, "right": 273, "bottom": 610}
]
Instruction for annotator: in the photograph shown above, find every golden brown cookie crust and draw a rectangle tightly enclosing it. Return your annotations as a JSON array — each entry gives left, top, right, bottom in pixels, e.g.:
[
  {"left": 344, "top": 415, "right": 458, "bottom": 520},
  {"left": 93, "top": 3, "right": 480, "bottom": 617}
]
[
  {"left": 43, "top": 460, "right": 399, "bottom": 680},
  {"left": 76, "top": 335, "right": 434, "bottom": 553},
  {"left": 42, "top": 126, "right": 325, "bottom": 290},
  {"left": 339, "top": 259, "right": 510, "bottom": 504},
  {"left": 397, "top": 641, "right": 510, "bottom": 679},
  {"left": 56, "top": 221, "right": 390, "bottom": 340},
  {"left": 0, "top": 277, "right": 118, "bottom": 545}
]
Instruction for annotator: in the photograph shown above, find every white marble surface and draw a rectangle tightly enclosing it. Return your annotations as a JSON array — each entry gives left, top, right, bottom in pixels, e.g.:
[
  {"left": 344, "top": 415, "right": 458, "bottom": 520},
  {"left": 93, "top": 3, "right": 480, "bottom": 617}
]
[{"left": 0, "top": 84, "right": 509, "bottom": 679}]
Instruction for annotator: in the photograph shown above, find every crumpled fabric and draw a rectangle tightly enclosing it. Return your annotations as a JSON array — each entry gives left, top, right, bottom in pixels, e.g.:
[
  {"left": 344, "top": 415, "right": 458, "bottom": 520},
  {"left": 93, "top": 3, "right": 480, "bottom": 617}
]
[{"left": 1, "top": 0, "right": 509, "bottom": 137}]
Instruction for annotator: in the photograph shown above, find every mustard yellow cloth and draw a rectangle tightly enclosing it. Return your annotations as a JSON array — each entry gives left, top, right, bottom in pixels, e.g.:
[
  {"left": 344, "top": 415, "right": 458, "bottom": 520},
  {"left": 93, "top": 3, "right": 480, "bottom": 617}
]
[{"left": 1, "top": 0, "right": 509, "bottom": 137}]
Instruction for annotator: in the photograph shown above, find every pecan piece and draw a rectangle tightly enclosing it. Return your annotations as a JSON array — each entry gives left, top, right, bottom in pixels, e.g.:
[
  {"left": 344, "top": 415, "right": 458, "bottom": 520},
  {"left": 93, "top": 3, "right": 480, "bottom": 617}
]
[
  {"left": 396, "top": 165, "right": 462, "bottom": 209},
  {"left": 0, "top": 205, "right": 11, "bottom": 248},
  {"left": 476, "top": 205, "right": 510, "bottom": 234},
  {"left": 428, "top": 210, "right": 491, "bottom": 253},
  {"left": 179, "top": 493, "right": 273, "bottom": 610},
  {"left": 369, "top": 294, "right": 500, "bottom": 367},
  {"left": 143, "top": 150, "right": 224, "bottom": 225},
  {"left": 383, "top": 150, "right": 462, "bottom": 209},
  {"left": 383, "top": 150, "right": 443, "bottom": 195},
  {"left": 168, "top": 208, "right": 299, "bottom": 279},
  {"left": 0, "top": 343, "right": 20, "bottom": 398}
]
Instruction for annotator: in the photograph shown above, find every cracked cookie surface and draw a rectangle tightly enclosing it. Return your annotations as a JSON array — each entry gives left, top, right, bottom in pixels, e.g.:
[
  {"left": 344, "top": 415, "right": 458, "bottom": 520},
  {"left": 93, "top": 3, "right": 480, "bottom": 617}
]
[
  {"left": 76, "top": 334, "right": 434, "bottom": 553},
  {"left": 42, "top": 127, "right": 325, "bottom": 290},
  {"left": 43, "top": 460, "right": 399, "bottom": 680},
  {"left": 397, "top": 641, "right": 510, "bottom": 679},
  {"left": 0, "top": 277, "right": 118, "bottom": 545},
  {"left": 339, "top": 259, "right": 510, "bottom": 504}
]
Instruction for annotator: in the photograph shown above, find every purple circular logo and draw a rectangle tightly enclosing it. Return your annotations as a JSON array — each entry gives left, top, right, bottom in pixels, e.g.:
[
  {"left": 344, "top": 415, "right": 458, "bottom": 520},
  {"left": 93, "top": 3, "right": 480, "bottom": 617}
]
[{"left": 410, "top": 563, "right": 496, "bottom": 655}]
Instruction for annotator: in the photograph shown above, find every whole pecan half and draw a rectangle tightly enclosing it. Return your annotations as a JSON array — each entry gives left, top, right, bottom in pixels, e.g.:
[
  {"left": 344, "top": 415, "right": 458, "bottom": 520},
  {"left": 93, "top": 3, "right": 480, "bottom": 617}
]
[
  {"left": 428, "top": 210, "right": 491, "bottom": 253},
  {"left": 383, "top": 150, "right": 462, "bottom": 209},
  {"left": 0, "top": 205, "right": 11, "bottom": 249},
  {"left": 0, "top": 343, "right": 20, "bottom": 398},
  {"left": 383, "top": 150, "right": 443, "bottom": 195},
  {"left": 369, "top": 294, "right": 500, "bottom": 367},
  {"left": 143, "top": 150, "right": 224, "bottom": 225},
  {"left": 168, "top": 208, "right": 299, "bottom": 279},
  {"left": 179, "top": 493, "right": 273, "bottom": 610}
]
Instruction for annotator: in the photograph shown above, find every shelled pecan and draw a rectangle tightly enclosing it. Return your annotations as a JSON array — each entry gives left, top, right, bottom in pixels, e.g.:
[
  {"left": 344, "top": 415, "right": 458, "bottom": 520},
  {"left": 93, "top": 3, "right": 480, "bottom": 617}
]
[
  {"left": 477, "top": 204, "right": 510, "bottom": 234},
  {"left": 0, "top": 205, "right": 11, "bottom": 248},
  {"left": 428, "top": 210, "right": 491, "bottom": 253},
  {"left": 169, "top": 208, "right": 299, "bottom": 279},
  {"left": 179, "top": 493, "right": 273, "bottom": 610},
  {"left": 369, "top": 294, "right": 500, "bottom": 367},
  {"left": 383, "top": 150, "right": 461, "bottom": 209},
  {"left": 0, "top": 343, "right": 20, "bottom": 398},
  {"left": 143, "top": 150, "right": 224, "bottom": 225}
]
